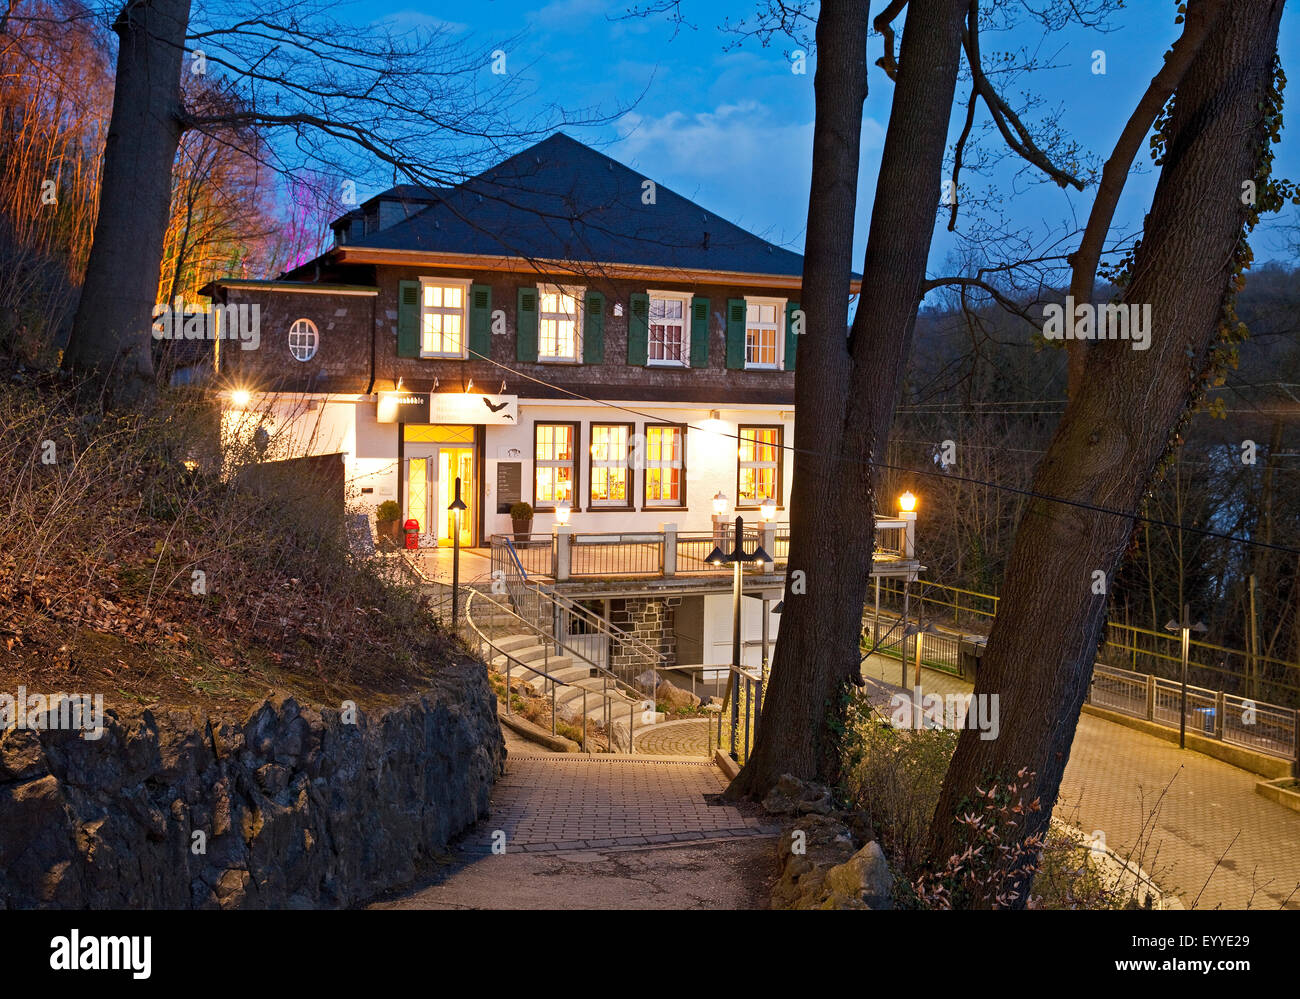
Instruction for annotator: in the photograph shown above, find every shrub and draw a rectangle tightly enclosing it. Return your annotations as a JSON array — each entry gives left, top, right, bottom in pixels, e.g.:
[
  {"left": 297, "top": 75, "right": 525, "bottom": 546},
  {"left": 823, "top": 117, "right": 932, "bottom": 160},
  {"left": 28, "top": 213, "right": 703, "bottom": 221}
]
[
  {"left": 375, "top": 500, "right": 400, "bottom": 522},
  {"left": 509, "top": 501, "right": 533, "bottom": 521},
  {"left": 839, "top": 692, "right": 958, "bottom": 873}
]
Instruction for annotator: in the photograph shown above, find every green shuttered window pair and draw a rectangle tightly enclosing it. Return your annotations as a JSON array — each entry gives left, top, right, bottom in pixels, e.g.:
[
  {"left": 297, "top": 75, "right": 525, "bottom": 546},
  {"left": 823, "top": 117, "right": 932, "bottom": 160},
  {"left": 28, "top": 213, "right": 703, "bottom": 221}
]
[
  {"left": 629, "top": 293, "right": 711, "bottom": 367},
  {"left": 517, "top": 286, "right": 605, "bottom": 363},
  {"left": 396, "top": 279, "right": 491, "bottom": 360},
  {"left": 724, "top": 297, "right": 800, "bottom": 370}
]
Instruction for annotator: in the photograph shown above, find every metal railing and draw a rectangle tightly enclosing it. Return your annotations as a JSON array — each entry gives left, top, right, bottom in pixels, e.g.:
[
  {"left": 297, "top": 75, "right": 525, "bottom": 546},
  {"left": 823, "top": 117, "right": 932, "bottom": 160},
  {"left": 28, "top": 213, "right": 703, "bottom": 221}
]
[
  {"left": 569, "top": 533, "right": 664, "bottom": 576},
  {"left": 1089, "top": 664, "right": 1299, "bottom": 762},
  {"left": 874, "top": 578, "right": 1300, "bottom": 704},
  {"left": 488, "top": 516, "right": 913, "bottom": 580},
  {"left": 485, "top": 537, "right": 673, "bottom": 730},
  {"left": 711, "top": 664, "right": 765, "bottom": 766},
  {"left": 463, "top": 587, "right": 658, "bottom": 752}
]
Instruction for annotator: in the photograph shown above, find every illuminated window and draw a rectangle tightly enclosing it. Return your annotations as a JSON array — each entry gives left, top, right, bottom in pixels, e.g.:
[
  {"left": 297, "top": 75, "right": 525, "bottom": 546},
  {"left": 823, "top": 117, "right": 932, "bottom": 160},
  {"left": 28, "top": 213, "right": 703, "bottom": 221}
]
[
  {"left": 644, "top": 425, "right": 684, "bottom": 506},
  {"left": 649, "top": 293, "right": 689, "bottom": 366},
  {"left": 535, "top": 423, "right": 577, "bottom": 508},
  {"left": 420, "top": 280, "right": 468, "bottom": 357},
  {"left": 738, "top": 425, "right": 782, "bottom": 506},
  {"left": 744, "top": 299, "right": 783, "bottom": 369},
  {"left": 589, "top": 424, "right": 631, "bottom": 507},
  {"left": 538, "top": 285, "right": 582, "bottom": 361},
  {"left": 288, "top": 318, "right": 318, "bottom": 361}
]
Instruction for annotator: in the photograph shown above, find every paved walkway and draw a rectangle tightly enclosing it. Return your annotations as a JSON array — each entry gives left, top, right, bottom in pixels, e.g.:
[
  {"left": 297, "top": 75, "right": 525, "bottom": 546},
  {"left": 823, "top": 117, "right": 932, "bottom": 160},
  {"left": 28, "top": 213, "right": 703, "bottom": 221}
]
[
  {"left": 373, "top": 752, "right": 780, "bottom": 910},
  {"left": 865, "top": 653, "right": 1300, "bottom": 909},
  {"left": 629, "top": 654, "right": 1300, "bottom": 909},
  {"left": 453, "top": 754, "right": 776, "bottom": 854}
]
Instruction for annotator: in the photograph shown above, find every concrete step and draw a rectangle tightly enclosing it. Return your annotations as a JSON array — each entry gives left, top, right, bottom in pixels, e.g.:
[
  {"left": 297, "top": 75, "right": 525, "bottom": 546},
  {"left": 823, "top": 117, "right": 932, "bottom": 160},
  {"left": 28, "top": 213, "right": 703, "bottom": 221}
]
[{"left": 489, "top": 634, "right": 536, "bottom": 654}]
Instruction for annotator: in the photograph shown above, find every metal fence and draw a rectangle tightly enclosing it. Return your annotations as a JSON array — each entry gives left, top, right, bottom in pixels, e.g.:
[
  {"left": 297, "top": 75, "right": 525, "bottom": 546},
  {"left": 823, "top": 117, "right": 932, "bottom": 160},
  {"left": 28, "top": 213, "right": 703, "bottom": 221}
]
[
  {"left": 1090, "top": 665, "right": 1299, "bottom": 762},
  {"left": 569, "top": 533, "right": 664, "bottom": 576},
  {"left": 875, "top": 578, "right": 1300, "bottom": 705}
]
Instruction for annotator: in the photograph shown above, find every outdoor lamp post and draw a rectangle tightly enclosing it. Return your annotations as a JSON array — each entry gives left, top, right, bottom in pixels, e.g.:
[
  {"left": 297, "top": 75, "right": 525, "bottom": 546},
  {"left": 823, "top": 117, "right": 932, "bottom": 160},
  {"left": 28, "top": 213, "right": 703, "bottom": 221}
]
[
  {"left": 760, "top": 496, "right": 776, "bottom": 522},
  {"left": 554, "top": 499, "right": 571, "bottom": 526},
  {"left": 1165, "top": 604, "right": 1207, "bottom": 749},
  {"left": 708, "top": 516, "right": 772, "bottom": 760},
  {"left": 448, "top": 477, "right": 467, "bottom": 628}
]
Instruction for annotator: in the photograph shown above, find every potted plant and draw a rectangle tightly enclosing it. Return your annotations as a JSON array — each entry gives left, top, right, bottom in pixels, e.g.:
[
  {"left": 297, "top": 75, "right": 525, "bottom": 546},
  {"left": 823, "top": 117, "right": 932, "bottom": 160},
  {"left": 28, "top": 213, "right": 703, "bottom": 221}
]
[
  {"left": 375, "top": 500, "right": 401, "bottom": 545},
  {"left": 509, "top": 501, "right": 534, "bottom": 544}
]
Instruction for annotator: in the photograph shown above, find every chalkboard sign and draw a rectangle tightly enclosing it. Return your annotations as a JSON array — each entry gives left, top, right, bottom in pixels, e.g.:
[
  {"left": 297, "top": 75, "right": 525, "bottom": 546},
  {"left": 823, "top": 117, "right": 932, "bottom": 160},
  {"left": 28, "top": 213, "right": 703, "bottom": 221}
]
[{"left": 496, "top": 462, "right": 522, "bottom": 514}]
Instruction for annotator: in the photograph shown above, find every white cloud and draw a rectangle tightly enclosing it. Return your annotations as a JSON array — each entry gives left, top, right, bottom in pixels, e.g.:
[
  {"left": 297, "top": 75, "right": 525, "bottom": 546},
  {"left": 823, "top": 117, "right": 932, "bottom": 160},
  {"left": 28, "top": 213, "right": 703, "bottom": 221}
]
[{"left": 610, "top": 102, "right": 884, "bottom": 247}]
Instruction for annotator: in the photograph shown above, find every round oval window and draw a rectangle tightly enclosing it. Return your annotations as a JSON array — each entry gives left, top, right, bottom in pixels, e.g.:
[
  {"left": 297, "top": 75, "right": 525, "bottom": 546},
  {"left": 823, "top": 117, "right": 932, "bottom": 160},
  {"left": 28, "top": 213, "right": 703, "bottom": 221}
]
[{"left": 288, "top": 318, "right": 319, "bottom": 361}]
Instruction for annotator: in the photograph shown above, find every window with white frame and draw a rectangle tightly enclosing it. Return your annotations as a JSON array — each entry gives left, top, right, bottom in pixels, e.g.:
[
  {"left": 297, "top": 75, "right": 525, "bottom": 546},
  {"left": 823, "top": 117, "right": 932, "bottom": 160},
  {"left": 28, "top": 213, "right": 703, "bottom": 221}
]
[
  {"left": 644, "top": 425, "right": 684, "bottom": 506},
  {"left": 648, "top": 292, "right": 690, "bottom": 366},
  {"left": 288, "top": 318, "right": 318, "bottom": 361},
  {"left": 535, "top": 423, "right": 577, "bottom": 508},
  {"left": 538, "top": 285, "right": 582, "bottom": 361},
  {"left": 744, "top": 298, "right": 784, "bottom": 369},
  {"left": 589, "top": 424, "right": 632, "bottom": 506},
  {"left": 738, "top": 425, "right": 782, "bottom": 505},
  {"left": 420, "top": 280, "right": 468, "bottom": 357}
]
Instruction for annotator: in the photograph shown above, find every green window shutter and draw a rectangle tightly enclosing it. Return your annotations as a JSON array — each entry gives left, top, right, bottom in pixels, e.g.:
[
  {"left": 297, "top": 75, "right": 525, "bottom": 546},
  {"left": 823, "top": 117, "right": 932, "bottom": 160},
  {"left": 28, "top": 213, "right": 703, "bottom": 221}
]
[
  {"left": 725, "top": 298, "right": 746, "bottom": 370},
  {"left": 516, "top": 286, "right": 538, "bottom": 362},
  {"left": 397, "top": 280, "right": 420, "bottom": 358},
  {"left": 689, "top": 296, "right": 710, "bottom": 368},
  {"left": 583, "top": 291, "right": 605, "bottom": 364},
  {"left": 784, "top": 300, "right": 800, "bottom": 371},
  {"left": 627, "top": 292, "right": 649, "bottom": 366},
  {"left": 469, "top": 283, "right": 492, "bottom": 360}
]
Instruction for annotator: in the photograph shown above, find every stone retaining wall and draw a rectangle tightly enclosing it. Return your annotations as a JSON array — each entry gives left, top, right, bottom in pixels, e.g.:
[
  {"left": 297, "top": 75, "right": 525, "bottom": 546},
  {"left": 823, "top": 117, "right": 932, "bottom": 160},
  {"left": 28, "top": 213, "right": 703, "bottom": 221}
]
[{"left": 0, "top": 659, "right": 503, "bottom": 908}]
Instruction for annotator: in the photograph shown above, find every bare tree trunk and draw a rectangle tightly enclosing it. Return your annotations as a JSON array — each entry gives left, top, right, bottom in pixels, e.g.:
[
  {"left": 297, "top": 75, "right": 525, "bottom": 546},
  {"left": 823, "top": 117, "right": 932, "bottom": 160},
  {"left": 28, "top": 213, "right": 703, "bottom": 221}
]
[
  {"left": 927, "top": 0, "right": 1286, "bottom": 902},
  {"left": 62, "top": 0, "right": 191, "bottom": 404},
  {"left": 727, "top": 0, "right": 969, "bottom": 797}
]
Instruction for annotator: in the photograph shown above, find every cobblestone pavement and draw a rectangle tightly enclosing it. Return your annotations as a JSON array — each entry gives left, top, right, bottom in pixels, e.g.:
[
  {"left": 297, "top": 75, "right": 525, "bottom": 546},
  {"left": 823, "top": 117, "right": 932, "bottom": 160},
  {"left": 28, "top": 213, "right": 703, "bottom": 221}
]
[
  {"left": 634, "top": 718, "right": 711, "bottom": 756},
  {"left": 454, "top": 754, "right": 777, "bottom": 855},
  {"left": 863, "top": 653, "right": 1300, "bottom": 909},
  {"left": 631, "top": 654, "right": 1300, "bottom": 909}
]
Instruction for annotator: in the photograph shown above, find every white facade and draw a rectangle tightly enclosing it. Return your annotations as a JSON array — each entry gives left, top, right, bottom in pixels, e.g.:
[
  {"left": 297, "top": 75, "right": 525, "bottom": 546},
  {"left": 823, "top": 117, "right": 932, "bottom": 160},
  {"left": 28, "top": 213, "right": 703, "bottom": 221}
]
[{"left": 220, "top": 391, "right": 794, "bottom": 545}]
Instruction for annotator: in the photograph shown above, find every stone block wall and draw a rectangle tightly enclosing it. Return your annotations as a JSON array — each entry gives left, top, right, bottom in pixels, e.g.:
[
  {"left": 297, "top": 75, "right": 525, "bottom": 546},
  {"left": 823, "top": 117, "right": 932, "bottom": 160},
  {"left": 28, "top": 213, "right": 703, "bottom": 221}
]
[{"left": 0, "top": 659, "right": 503, "bottom": 909}]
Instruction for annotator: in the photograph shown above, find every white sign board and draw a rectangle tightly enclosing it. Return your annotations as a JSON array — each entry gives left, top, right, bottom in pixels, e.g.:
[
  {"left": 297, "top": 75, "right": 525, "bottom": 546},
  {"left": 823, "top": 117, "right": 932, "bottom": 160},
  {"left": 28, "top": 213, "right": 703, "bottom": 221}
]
[{"left": 429, "top": 392, "right": 518, "bottom": 425}]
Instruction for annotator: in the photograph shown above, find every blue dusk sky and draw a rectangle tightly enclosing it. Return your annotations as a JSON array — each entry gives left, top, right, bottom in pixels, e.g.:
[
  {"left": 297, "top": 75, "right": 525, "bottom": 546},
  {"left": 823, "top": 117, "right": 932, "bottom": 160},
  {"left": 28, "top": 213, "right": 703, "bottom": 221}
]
[{"left": 360, "top": 0, "right": 1300, "bottom": 281}]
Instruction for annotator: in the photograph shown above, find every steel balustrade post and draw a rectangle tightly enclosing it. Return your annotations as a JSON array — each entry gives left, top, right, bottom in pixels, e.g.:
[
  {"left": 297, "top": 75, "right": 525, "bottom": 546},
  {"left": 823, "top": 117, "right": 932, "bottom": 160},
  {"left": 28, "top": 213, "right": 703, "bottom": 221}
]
[
  {"left": 743, "top": 676, "right": 751, "bottom": 761},
  {"left": 551, "top": 683, "right": 557, "bottom": 736}
]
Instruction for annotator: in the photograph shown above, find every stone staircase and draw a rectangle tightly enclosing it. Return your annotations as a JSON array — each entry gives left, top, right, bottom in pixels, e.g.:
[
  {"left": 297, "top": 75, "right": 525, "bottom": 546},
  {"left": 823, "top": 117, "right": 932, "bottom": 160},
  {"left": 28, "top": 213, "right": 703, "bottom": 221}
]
[{"left": 465, "top": 593, "right": 665, "bottom": 750}]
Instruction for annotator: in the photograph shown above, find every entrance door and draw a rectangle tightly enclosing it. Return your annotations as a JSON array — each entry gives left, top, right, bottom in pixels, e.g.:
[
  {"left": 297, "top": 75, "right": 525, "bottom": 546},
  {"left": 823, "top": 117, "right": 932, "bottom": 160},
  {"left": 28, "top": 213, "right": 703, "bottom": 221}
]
[
  {"left": 405, "top": 444, "right": 474, "bottom": 547},
  {"left": 435, "top": 446, "right": 474, "bottom": 547}
]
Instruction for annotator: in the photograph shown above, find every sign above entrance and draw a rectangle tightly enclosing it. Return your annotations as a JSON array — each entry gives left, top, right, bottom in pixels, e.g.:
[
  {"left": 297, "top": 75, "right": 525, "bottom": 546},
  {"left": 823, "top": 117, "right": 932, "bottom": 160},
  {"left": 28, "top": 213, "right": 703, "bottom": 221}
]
[
  {"left": 430, "top": 392, "right": 518, "bottom": 425},
  {"left": 376, "top": 391, "right": 428, "bottom": 424}
]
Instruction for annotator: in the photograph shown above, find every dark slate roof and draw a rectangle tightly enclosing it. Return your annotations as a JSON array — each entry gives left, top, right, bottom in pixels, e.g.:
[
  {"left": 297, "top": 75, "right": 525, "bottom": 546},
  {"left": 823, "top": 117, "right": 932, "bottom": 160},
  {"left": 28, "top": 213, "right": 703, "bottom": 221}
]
[{"left": 342, "top": 133, "right": 806, "bottom": 277}]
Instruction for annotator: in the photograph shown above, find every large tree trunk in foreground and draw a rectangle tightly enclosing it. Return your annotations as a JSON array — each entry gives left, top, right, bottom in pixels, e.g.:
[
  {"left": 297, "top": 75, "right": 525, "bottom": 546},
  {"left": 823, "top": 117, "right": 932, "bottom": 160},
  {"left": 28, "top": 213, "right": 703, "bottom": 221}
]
[
  {"left": 927, "top": 0, "right": 1286, "bottom": 902},
  {"left": 63, "top": 0, "right": 191, "bottom": 405},
  {"left": 727, "top": 0, "right": 968, "bottom": 797}
]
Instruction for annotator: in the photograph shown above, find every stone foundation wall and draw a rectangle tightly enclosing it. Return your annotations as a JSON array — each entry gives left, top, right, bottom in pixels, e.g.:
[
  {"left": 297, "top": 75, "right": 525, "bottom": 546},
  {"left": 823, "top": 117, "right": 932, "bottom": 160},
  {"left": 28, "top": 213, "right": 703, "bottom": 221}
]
[
  {"left": 610, "top": 596, "right": 680, "bottom": 671},
  {"left": 0, "top": 659, "right": 503, "bottom": 909}
]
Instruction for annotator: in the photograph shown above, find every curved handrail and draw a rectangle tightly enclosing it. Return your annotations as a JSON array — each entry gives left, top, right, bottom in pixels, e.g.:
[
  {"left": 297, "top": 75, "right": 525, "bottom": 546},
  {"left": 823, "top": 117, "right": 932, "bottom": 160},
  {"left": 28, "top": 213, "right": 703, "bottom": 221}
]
[{"left": 463, "top": 588, "right": 649, "bottom": 706}]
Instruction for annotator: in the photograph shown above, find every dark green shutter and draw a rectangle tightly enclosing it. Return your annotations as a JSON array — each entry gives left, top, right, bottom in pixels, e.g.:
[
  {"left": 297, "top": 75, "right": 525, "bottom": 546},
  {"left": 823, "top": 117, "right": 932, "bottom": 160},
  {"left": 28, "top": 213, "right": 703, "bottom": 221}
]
[
  {"left": 725, "top": 298, "right": 746, "bottom": 370},
  {"left": 397, "top": 280, "right": 420, "bottom": 357},
  {"left": 583, "top": 291, "right": 605, "bottom": 364},
  {"left": 516, "top": 286, "right": 538, "bottom": 362},
  {"left": 627, "top": 292, "right": 649, "bottom": 366},
  {"left": 689, "top": 296, "right": 710, "bottom": 368},
  {"left": 784, "top": 300, "right": 800, "bottom": 371},
  {"left": 469, "top": 283, "right": 492, "bottom": 360}
]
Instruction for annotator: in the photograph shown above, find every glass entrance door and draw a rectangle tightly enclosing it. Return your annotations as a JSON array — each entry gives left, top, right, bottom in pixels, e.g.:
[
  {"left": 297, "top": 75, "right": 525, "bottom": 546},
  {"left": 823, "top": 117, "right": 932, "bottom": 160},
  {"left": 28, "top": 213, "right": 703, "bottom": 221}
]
[
  {"left": 436, "top": 447, "right": 474, "bottom": 547},
  {"left": 405, "top": 444, "right": 474, "bottom": 547}
]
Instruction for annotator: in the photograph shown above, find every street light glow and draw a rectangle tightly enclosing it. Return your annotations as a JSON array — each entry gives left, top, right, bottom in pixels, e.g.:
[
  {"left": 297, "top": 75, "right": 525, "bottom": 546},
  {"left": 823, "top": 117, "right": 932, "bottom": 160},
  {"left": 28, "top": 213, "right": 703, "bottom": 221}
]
[{"left": 899, "top": 491, "right": 917, "bottom": 513}]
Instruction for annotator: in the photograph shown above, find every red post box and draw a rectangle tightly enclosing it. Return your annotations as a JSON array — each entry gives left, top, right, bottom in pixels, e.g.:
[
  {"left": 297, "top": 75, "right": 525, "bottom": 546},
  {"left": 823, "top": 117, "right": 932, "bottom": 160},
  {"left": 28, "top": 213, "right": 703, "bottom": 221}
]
[{"left": 403, "top": 518, "right": 420, "bottom": 550}]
